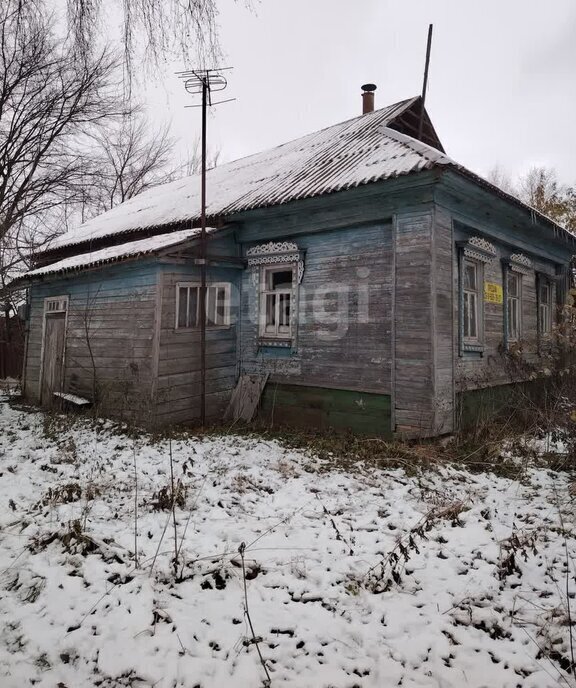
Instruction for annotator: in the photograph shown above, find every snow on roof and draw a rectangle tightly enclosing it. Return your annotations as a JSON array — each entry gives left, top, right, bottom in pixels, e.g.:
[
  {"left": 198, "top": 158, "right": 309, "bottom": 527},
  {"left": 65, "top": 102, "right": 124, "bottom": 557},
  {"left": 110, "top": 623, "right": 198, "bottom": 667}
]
[
  {"left": 47, "top": 98, "right": 452, "bottom": 252},
  {"left": 39, "top": 96, "right": 575, "bottom": 260},
  {"left": 22, "top": 228, "right": 209, "bottom": 280}
]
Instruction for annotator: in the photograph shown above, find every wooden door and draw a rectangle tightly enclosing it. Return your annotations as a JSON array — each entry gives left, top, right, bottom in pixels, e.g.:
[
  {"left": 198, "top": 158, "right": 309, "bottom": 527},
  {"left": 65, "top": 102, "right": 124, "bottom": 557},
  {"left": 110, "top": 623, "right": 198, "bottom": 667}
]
[{"left": 40, "top": 313, "right": 66, "bottom": 405}]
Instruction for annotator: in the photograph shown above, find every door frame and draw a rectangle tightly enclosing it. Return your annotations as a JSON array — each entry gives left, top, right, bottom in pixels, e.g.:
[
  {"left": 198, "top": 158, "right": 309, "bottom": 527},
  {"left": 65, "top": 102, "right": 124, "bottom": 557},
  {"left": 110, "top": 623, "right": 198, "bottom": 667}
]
[{"left": 38, "top": 295, "right": 69, "bottom": 402}]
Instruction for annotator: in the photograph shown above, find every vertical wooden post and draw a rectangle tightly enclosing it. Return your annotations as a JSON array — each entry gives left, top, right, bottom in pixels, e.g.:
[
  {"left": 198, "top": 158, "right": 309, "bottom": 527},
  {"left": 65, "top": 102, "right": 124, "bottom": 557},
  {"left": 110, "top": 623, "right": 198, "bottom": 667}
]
[
  {"left": 176, "top": 67, "right": 231, "bottom": 426},
  {"left": 199, "top": 77, "right": 208, "bottom": 426}
]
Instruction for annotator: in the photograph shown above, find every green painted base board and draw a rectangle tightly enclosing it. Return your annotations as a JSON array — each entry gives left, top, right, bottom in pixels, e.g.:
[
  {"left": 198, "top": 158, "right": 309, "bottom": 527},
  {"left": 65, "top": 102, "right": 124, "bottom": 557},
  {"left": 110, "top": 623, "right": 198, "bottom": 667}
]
[
  {"left": 259, "top": 383, "right": 392, "bottom": 436},
  {"left": 456, "top": 381, "right": 543, "bottom": 430}
]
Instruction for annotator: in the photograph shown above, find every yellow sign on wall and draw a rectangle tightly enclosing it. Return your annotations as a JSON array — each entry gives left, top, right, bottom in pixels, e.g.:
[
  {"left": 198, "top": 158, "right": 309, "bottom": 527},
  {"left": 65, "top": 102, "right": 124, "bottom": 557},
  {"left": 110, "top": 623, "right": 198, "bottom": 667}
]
[{"left": 484, "top": 282, "right": 503, "bottom": 304}]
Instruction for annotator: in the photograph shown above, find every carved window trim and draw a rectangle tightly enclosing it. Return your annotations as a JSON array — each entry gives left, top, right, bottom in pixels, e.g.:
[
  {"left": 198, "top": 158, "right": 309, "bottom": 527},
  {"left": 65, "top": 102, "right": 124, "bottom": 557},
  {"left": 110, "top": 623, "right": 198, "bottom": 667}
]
[
  {"left": 258, "top": 265, "right": 297, "bottom": 346},
  {"left": 458, "top": 250, "right": 485, "bottom": 355},
  {"left": 456, "top": 238, "right": 494, "bottom": 355},
  {"left": 500, "top": 254, "right": 532, "bottom": 348},
  {"left": 247, "top": 241, "right": 304, "bottom": 350},
  {"left": 508, "top": 252, "right": 533, "bottom": 276},
  {"left": 460, "top": 236, "right": 498, "bottom": 264},
  {"left": 247, "top": 241, "right": 305, "bottom": 284}
]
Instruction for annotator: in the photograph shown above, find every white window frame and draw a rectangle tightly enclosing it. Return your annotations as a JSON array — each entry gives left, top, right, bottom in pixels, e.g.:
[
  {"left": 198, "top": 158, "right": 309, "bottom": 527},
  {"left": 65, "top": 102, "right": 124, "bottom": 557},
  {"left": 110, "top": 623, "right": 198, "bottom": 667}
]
[
  {"left": 462, "top": 259, "right": 482, "bottom": 346},
  {"left": 44, "top": 296, "right": 69, "bottom": 314},
  {"left": 506, "top": 271, "right": 522, "bottom": 343},
  {"left": 259, "top": 264, "right": 296, "bottom": 341},
  {"left": 175, "top": 282, "right": 231, "bottom": 330},
  {"left": 538, "top": 280, "right": 552, "bottom": 337}
]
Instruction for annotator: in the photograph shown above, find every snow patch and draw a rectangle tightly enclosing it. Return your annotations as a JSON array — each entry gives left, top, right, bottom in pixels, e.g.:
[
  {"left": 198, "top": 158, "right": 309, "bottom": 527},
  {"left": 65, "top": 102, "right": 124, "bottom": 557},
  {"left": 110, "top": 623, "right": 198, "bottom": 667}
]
[{"left": 0, "top": 397, "right": 574, "bottom": 687}]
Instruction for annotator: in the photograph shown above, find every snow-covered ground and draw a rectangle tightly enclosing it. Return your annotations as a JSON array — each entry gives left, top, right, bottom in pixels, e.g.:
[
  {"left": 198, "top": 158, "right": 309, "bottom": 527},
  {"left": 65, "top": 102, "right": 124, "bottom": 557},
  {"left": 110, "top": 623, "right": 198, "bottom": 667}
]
[{"left": 0, "top": 394, "right": 575, "bottom": 688}]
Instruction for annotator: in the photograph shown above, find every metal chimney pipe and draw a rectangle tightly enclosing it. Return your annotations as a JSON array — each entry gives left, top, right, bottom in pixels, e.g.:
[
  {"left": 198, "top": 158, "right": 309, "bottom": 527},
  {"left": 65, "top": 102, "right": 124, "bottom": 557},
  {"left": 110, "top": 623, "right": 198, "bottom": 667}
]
[{"left": 361, "top": 83, "right": 377, "bottom": 114}]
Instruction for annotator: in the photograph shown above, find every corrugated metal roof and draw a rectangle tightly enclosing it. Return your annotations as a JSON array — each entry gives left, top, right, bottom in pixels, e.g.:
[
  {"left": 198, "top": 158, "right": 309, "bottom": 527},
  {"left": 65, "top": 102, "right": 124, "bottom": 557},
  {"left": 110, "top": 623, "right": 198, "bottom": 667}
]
[
  {"left": 40, "top": 96, "right": 576, "bottom": 259},
  {"left": 20, "top": 228, "right": 210, "bottom": 281},
  {"left": 47, "top": 97, "right": 451, "bottom": 252}
]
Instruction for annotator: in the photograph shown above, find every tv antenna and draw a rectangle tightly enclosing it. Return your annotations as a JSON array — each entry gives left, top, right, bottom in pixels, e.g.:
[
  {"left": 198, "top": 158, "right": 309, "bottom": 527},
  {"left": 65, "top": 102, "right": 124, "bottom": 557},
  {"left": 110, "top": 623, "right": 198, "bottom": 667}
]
[{"left": 176, "top": 67, "right": 234, "bottom": 427}]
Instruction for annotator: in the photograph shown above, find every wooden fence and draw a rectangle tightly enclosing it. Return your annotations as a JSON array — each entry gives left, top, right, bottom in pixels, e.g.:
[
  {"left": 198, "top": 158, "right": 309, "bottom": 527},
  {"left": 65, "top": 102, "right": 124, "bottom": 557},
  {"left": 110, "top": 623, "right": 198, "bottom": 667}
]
[{"left": 0, "top": 316, "right": 25, "bottom": 380}]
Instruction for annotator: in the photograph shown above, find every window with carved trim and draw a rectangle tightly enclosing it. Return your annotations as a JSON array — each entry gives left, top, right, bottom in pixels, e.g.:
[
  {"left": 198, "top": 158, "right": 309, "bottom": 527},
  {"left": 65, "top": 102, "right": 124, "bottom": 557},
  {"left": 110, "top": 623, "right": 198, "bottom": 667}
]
[
  {"left": 457, "top": 236, "right": 497, "bottom": 355},
  {"left": 175, "top": 283, "right": 230, "bottom": 329},
  {"left": 463, "top": 259, "right": 480, "bottom": 342},
  {"left": 259, "top": 265, "right": 295, "bottom": 340},
  {"left": 246, "top": 240, "right": 304, "bottom": 347}
]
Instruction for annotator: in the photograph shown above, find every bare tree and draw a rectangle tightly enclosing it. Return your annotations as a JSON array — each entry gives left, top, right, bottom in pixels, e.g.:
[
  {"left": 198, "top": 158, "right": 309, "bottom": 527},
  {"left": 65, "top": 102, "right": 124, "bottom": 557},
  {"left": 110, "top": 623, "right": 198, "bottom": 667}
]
[
  {"left": 518, "top": 167, "right": 565, "bottom": 217},
  {"left": 84, "top": 108, "right": 178, "bottom": 216},
  {"left": 486, "top": 165, "right": 517, "bottom": 195},
  {"left": 0, "top": 207, "right": 74, "bottom": 326},
  {"left": 0, "top": 0, "right": 230, "bottom": 332},
  {"left": 0, "top": 0, "right": 121, "bottom": 321},
  {"left": 181, "top": 138, "right": 221, "bottom": 177},
  {"left": 0, "top": 0, "right": 119, "bottom": 244},
  {"left": 486, "top": 164, "right": 576, "bottom": 234},
  {"left": 518, "top": 167, "right": 576, "bottom": 233},
  {"left": 67, "top": 0, "right": 222, "bottom": 78},
  {"left": 563, "top": 187, "right": 576, "bottom": 234},
  {"left": 76, "top": 114, "right": 222, "bottom": 221}
]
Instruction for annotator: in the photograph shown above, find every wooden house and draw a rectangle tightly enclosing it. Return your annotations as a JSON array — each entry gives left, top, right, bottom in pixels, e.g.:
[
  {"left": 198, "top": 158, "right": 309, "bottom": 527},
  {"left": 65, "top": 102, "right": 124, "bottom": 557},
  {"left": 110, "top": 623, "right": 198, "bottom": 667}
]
[{"left": 11, "top": 92, "right": 576, "bottom": 437}]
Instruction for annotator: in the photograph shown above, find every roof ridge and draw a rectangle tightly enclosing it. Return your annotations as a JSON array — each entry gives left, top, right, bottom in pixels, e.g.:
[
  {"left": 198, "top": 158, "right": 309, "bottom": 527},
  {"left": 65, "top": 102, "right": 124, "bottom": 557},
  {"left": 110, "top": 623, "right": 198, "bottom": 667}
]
[{"left": 207, "top": 95, "right": 422, "bottom": 171}]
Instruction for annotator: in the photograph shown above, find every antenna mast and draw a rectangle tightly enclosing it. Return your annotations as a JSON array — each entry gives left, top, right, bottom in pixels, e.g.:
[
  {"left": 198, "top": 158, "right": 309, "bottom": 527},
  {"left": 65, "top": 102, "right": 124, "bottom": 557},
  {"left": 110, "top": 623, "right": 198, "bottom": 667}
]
[
  {"left": 418, "top": 24, "right": 433, "bottom": 141},
  {"left": 176, "top": 68, "right": 232, "bottom": 427}
]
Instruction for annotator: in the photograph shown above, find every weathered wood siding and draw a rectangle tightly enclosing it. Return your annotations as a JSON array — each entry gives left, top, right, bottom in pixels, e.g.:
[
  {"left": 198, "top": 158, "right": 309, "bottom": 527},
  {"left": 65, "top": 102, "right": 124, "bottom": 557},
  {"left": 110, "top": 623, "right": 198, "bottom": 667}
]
[
  {"left": 392, "top": 209, "right": 454, "bottom": 437},
  {"left": 235, "top": 179, "right": 442, "bottom": 436},
  {"left": 393, "top": 211, "right": 434, "bottom": 434},
  {"left": 234, "top": 174, "right": 437, "bottom": 244},
  {"left": 432, "top": 207, "right": 455, "bottom": 433},
  {"left": 154, "top": 263, "right": 240, "bottom": 425},
  {"left": 238, "top": 222, "right": 393, "bottom": 404},
  {"left": 24, "top": 263, "right": 158, "bottom": 420},
  {"left": 452, "top": 239, "right": 557, "bottom": 393},
  {"left": 430, "top": 173, "right": 576, "bottom": 431}
]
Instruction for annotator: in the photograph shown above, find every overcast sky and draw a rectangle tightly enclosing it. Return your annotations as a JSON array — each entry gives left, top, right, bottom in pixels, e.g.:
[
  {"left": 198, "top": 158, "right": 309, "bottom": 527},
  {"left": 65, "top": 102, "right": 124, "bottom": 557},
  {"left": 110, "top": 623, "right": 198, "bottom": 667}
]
[{"left": 145, "top": 0, "right": 576, "bottom": 184}]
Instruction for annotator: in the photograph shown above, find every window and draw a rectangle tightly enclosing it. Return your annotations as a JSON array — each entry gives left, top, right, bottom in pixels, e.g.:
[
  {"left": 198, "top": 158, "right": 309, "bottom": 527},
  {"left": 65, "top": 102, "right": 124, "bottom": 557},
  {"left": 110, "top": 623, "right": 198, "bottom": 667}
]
[
  {"left": 458, "top": 237, "right": 499, "bottom": 355},
  {"left": 44, "top": 297, "right": 68, "bottom": 314},
  {"left": 260, "top": 266, "right": 295, "bottom": 340},
  {"left": 176, "top": 283, "right": 230, "bottom": 329},
  {"left": 462, "top": 259, "right": 480, "bottom": 343},
  {"left": 538, "top": 280, "right": 552, "bottom": 336},
  {"left": 506, "top": 272, "right": 521, "bottom": 342},
  {"left": 247, "top": 240, "right": 303, "bottom": 347}
]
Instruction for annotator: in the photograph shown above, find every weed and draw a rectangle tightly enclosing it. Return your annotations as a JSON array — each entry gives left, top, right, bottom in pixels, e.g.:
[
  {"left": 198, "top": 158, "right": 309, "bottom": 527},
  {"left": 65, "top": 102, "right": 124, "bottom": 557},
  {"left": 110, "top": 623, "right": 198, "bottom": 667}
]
[
  {"left": 3, "top": 571, "right": 46, "bottom": 603},
  {"left": 30, "top": 520, "right": 123, "bottom": 563},
  {"left": 148, "top": 479, "right": 187, "bottom": 512},
  {"left": 497, "top": 528, "right": 538, "bottom": 580},
  {"left": 37, "top": 482, "right": 82, "bottom": 507},
  {"left": 52, "top": 438, "right": 79, "bottom": 465},
  {"left": 361, "top": 512, "right": 434, "bottom": 594}
]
